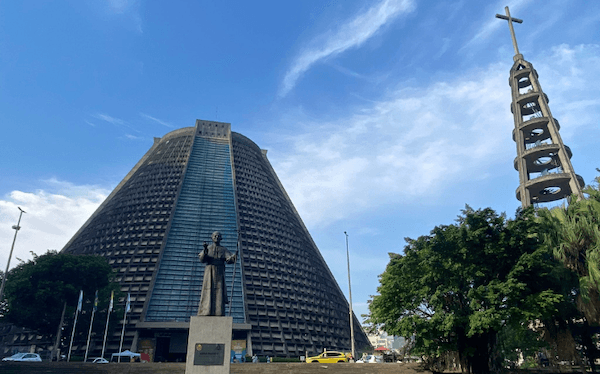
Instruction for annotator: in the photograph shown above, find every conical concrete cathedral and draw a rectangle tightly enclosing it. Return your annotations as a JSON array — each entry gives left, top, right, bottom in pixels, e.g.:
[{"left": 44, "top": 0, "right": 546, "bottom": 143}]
[{"left": 62, "top": 120, "right": 370, "bottom": 361}]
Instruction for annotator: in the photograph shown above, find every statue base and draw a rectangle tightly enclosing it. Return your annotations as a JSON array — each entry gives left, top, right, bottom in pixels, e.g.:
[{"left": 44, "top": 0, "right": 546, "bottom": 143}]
[{"left": 185, "top": 316, "right": 232, "bottom": 374}]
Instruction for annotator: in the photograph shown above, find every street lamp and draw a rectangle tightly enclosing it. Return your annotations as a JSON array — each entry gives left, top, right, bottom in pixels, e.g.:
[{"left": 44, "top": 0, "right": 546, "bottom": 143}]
[
  {"left": 0, "top": 207, "right": 26, "bottom": 303},
  {"left": 344, "top": 231, "right": 356, "bottom": 361}
]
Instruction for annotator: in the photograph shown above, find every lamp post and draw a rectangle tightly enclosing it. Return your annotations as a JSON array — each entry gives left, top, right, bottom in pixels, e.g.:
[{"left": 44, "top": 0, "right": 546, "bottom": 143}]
[
  {"left": 344, "top": 231, "right": 356, "bottom": 361},
  {"left": 0, "top": 207, "right": 26, "bottom": 303}
]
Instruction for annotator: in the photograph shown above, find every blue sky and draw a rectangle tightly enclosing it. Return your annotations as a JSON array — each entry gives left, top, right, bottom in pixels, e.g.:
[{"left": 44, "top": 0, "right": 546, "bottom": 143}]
[{"left": 1, "top": 0, "right": 599, "bottom": 322}]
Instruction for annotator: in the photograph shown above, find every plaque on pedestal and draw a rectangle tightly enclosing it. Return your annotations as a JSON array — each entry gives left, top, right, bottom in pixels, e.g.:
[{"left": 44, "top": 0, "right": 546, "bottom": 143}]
[
  {"left": 185, "top": 316, "right": 232, "bottom": 374},
  {"left": 193, "top": 344, "right": 225, "bottom": 365}
]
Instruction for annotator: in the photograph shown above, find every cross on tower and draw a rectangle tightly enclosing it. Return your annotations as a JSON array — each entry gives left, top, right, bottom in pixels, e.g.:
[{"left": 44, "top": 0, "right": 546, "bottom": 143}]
[{"left": 495, "top": 6, "right": 523, "bottom": 56}]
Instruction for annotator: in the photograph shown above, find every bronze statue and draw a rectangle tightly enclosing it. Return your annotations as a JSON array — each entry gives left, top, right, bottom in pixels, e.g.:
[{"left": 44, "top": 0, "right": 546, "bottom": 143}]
[{"left": 197, "top": 231, "right": 237, "bottom": 316}]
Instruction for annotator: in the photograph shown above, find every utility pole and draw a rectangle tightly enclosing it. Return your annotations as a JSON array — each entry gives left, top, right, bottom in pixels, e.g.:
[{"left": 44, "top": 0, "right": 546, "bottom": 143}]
[
  {"left": 344, "top": 232, "right": 356, "bottom": 361},
  {"left": 0, "top": 207, "right": 26, "bottom": 303}
]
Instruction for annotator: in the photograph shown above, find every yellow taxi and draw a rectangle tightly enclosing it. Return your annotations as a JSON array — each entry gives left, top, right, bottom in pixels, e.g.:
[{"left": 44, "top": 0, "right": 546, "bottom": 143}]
[{"left": 306, "top": 350, "right": 349, "bottom": 363}]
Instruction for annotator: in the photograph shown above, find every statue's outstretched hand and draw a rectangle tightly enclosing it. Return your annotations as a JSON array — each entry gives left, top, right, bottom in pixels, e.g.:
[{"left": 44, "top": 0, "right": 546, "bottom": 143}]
[{"left": 199, "top": 242, "right": 209, "bottom": 260}]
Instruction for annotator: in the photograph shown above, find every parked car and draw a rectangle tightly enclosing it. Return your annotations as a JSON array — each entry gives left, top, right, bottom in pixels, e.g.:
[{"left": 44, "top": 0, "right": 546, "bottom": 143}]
[
  {"left": 86, "top": 357, "right": 109, "bottom": 364},
  {"left": 2, "top": 353, "right": 42, "bottom": 362},
  {"left": 356, "top": 355, "right": 382, "bottom": 363},
  {"left": 306, "top": 351, "right": 348, "bottom": 363}
]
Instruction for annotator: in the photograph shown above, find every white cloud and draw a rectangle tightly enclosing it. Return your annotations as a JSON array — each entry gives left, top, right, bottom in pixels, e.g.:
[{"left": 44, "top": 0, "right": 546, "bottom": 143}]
[
  {"left": 106, "top": 0, "right": 144, "bottom": 34},
  {"left": 273, "top": 65, "right": 512, "bottom": 226},
  {"left": 535, "top": 44, "right": 600, "bottom": 140},
  {"left": 107, "top": 0, "right": 136, "bottom": 14},
  {"left": 93, "top": 113, "right": 127, "bottom": 126},
  {"left": 140, "top": 113, "right": 174, "bottom": 128},
  {"left": 92, "top": 113, "right": 140, "bottom": 135},
  {"left": 0, "top": 180, "right": 109, "bottom": 271},
  {"left": 460, "top": 0, "right": 533, "bottom": 53},
  {"left": 271, "top": 44, "right": 600, "bottom": 229},
  {"left": 280, "top": 0, "right": 415, "bottom": 97}
]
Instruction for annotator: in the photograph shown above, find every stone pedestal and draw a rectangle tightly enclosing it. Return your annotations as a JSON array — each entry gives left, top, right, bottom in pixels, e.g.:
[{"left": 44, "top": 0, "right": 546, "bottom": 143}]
[{"left": 185, "top": 316, "right": 232, "bottom": 374}]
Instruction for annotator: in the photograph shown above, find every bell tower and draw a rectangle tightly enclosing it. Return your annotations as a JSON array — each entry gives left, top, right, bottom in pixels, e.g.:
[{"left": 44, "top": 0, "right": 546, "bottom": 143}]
[{"left": 497, "top": 7, "right": 584, "bottom": 207}]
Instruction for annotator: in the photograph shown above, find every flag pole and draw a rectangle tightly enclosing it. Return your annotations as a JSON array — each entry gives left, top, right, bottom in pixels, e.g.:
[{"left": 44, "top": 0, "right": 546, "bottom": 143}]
[
  {"left": 67, "top": 310, "right": 80, "bottom": 362},
  {"left": 52, "top": 302, "right": 67, "bottom": 362},
  {"left": 118, "top": 293, "right": 130, "bottom": 363},
  {"left": 67, "top": 290, "right": 83, "bottom": 362},
  {"left": 84, "top": 290, "right": 99, "bottom": 362},
  {"left": 101, "top": 291, "right": 114, "bottom": 359}
]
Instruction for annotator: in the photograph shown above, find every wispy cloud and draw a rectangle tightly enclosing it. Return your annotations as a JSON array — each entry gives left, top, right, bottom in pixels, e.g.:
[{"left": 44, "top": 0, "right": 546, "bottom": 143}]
[
  {"left": 140, "top": 113, "right": 174, "bottom": 128},
  {"left": 273, "top": 65, "right": 512, "bottom": 226},
  {"left": 108, "top": 0, "right": 136, "bottom": 14},
  {"left": 435, "top": 37, "right": 451, "bottom": 59},
  {"left": 93, "top": 113, "right": 127, "bottom": 126},
  {"left": 105, "top": 0, "right": 143, "bottom": 34},
  {"left": 535, "top": 44, "right": 600, "bottom": 139},
  {"left": 271, "top": 43, "right": 600, "bottom": 228},
  {"left": 92, "top": 113, "right": 142, "bottom": 135},
  {"left": 125, "top": 134, "right": 141, "bottom": 140},
  {"left": 460, "top": 0, "right": 533, "bottom": 53},
  {"left": 328, "top": 63, "right": 368, "bottom": 79},
  {"left": 279, "top": 0, "right": 415, "bottom": 97}
]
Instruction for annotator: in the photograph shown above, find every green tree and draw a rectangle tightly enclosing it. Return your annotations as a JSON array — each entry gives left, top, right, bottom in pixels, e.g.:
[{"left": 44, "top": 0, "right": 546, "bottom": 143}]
[
  {"left": 367, "top": 206, "right": 563, "bottom": 374},
  {"left": 539, "top": 172, "right": 600, "bottom": 371},
  {"left": 1, "top": 251, "right": 119, "bottom": 336},
  {"left": 495, "top": 323, "right": 545, "bottom": 368},
  {"left": 541, "top": 174, "right": 600, "bottom": 324}
]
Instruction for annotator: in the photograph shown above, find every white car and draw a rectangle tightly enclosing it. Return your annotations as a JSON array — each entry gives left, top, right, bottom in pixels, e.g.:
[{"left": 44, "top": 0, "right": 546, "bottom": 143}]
[
  {"left": 356, "top": 355, "right": 382, "bottom": 363},
  {"left": 86, "top": 357, "right": 109, "bottom": 364},
  {"left": 2, "top": 353, "right": 42, "bottom": 362}
]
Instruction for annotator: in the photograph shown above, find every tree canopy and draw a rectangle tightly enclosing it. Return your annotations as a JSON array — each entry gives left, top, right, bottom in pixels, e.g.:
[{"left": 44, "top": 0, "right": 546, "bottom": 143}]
[
  {"left": 541, "top": 174, "right": 600, "bottom": 325},
  {"left": 538, "top": 173, "right": 600, "bottom": 371},
  {"left": 1, "top": 251, "right": 118, "bottom": 336},
  {"left": 367, "top": 206, "right": 565, "bottom": 374}
]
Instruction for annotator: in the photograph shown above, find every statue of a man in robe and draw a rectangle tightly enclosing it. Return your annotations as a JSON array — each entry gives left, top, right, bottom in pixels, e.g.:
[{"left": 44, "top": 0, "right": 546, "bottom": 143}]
[{"left": 197, "top": 231, "right": 237, "bottom": 316}]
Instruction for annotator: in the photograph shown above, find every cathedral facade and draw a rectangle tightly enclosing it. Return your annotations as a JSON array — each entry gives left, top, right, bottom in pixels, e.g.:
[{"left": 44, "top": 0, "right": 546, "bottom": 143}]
[{"left": 61, "top": 120, "right": 370, "bottom": 361}]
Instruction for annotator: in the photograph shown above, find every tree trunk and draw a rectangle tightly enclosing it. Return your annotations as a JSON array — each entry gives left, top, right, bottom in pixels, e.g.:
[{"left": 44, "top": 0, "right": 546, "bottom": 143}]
[
  {"left": 457, "top": 331, "right": 471, "bottom": 374},
  {"left": 464, "top": 333, "right": 496, "bottom": 374},
  {"left": 488, "top": 332, "right": 502, "bottom": 373},
  {"left": 458, "top": 353, "right": 471, "bottom": 374},
  {"left": 582, "top": 319, "right": 598, "bottom": 373},
  {"left": 470, "top": 340, "right": 490, "bottom": 374}
]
